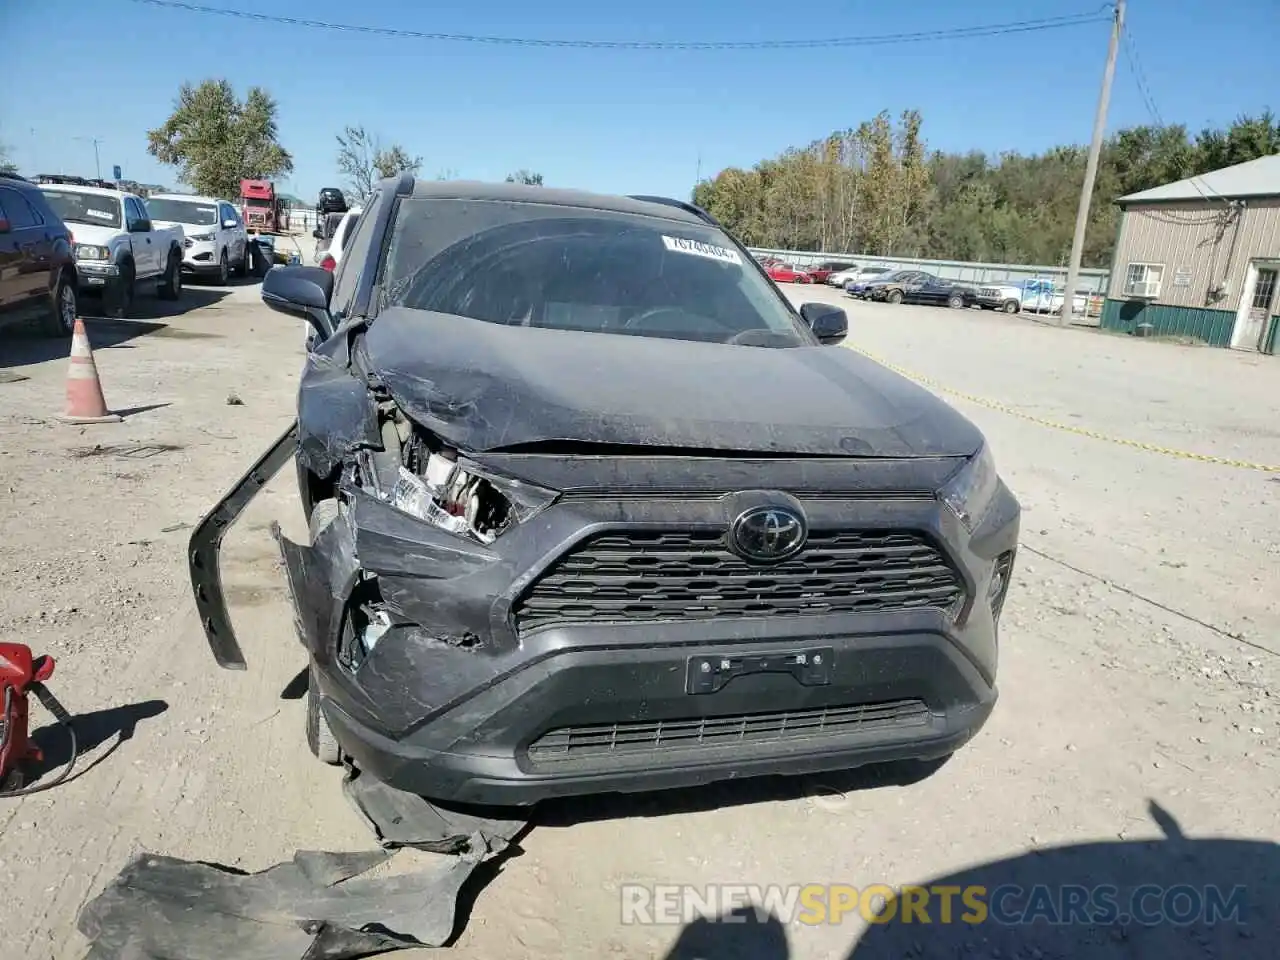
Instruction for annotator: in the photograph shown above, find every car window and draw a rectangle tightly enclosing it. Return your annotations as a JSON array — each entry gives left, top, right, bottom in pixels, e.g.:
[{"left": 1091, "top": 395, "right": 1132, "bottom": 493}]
[
  {"left": 379, "top": 198, "right": 810, "bottom": 347},
  {"left": 330, "top": 208, "right": 376, "bottom": 321},
  {"left": 339, "top": 213, "right": 361, "bottom": 250},
  {"left": 125, "top": 197, "right": 147, "bottom": 226},
  {"left": 146, "top": 198, "right": 219, "bottom": 226},
  {"left": 0, "top": 188, "right": 41, "bottom": 229},
  {"left": 41, "top": 189, "right": 123, "bottom": 227}
]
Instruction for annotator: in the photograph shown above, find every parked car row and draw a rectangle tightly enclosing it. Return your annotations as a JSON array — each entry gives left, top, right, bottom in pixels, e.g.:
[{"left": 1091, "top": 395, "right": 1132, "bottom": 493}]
[
  {"left": 1, "top": 171, "right": 273, "bottom": 337},
  {"left": 846, "top": 269, "right": 979, "bottom": 308},
  {"left": 975, "top": 279, "right": 1102, "bottom": 316}
]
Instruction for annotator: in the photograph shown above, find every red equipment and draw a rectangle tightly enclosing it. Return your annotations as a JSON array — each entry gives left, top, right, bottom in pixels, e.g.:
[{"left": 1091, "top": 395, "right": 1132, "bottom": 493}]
[
  {"left": 240, "top": 178, "right": 284, "bottom": 233},
  {"left": 0, "top": 644, "right": 76, "bottom": 797}
]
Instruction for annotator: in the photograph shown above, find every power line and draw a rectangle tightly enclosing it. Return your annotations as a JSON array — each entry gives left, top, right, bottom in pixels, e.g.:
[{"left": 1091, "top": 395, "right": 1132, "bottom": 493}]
[
  {"left": 1121, "top": 24, "right": 1228, "bottom": 208},
  {"left": 1121, "top": 27, "right": 1164, "bottom": 126},
  {"left": 122, "top": 0, "right": 1112, "bottom": 51}
]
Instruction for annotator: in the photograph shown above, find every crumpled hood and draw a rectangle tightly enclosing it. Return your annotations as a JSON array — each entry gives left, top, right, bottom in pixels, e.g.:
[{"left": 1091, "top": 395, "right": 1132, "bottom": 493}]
[{"left": 362, "top": 307, "right": 984, "bottom": 458}]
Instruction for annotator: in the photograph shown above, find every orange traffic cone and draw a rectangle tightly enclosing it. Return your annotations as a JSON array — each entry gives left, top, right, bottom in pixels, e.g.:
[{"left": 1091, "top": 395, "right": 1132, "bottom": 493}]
[{"left": 58, "top": 318, "right": 121, "bottom": 424}]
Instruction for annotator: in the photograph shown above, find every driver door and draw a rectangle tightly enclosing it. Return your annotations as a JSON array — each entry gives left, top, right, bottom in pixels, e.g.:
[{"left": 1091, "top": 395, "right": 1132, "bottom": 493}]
[{"left": 124, "top": 197, "right": 156, "bottom": 276}]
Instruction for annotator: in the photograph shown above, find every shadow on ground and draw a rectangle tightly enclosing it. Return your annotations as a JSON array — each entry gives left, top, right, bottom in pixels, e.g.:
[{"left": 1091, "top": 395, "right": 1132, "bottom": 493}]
[
  {"left": 0, "top": 288, "right": 232, "bottom": 368},
  {"left": 29, "top": 698, "right": 169, "bottom": 786},
  {"left": 658, "top": 802, "right": 1277, "bottom": 960},
  {"left": 536, "top": 757, "right": 948, "bottom": 827}
]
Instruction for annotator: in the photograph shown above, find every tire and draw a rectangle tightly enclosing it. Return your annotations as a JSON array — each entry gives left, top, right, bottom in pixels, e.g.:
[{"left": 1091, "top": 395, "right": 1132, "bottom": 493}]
[
  {"left": 886, "top": 289, "right": 904, "bottom": 304},
  {"left": 1002, "top": 299, "right": 1020, "bottom": 314},
  {"left": 157, "top": 251, "right": 182, "bottom": 300},
  {"left": 40, "top": 268, "right": 78, "bottom": 337},
  {"left": 110, "top": 261, "right": 135, "bottom": 319},
  {"left": 305, "top": 669, "right": 342, "bottom": 765},
  {"left": 238, "top": 243, "right": 250, "bottom": 277},
  {"left": 947, "top": 293, "right": 965, "bottom": 309},
  {"left": 216, "top": 249, "right": 229, "bottom": 285}
]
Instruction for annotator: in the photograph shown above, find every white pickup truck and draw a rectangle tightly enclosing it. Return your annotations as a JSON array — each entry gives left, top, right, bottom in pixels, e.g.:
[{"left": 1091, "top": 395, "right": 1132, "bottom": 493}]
[{"left": 37, "top": 184, "right": 185, "bottom": 317}]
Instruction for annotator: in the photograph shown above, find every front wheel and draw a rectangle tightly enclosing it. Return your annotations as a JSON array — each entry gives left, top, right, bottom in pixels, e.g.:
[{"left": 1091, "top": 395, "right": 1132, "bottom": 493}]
[
  {"left": 216, "top": 249, "right": 229, "bottom": 285},
  {"left": 305, "top": 668, "right": 342, "bottom": 765},
  {"left": 109, "top": 262, "right": 135, "bottom": 319},
  {"left": 886, "top": 289, "right": 904, "bottom": 304},
  {"left": 1002, "top": 299, "right": 1020, "bottom": 314}
]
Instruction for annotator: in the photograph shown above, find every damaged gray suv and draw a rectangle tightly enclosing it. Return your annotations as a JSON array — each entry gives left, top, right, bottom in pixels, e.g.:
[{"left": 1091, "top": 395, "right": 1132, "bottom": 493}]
[{"left": 190, "top": 176, "right": 1020, "bottom": 807}]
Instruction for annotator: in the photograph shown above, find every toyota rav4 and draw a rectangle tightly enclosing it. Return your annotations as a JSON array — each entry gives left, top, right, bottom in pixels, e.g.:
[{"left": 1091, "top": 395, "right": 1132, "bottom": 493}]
[{"left": 190, "top": 177, "right": 1020, "bottom": 807}]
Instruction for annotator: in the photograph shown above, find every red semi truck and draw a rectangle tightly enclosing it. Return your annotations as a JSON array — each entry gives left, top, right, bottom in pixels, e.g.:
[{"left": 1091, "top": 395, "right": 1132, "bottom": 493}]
[{"left": 240, "top": 179, "right": 285, "bottom": 233}]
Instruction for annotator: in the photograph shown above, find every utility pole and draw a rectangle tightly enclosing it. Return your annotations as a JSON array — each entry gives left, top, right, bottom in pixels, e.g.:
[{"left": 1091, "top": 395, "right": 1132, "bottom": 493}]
[
  {"left": 1059, "top": 0, "right": 1124, "bottom": 327},
  {"left": 75, "top": 136, "right": 104, "bottom": 180}
]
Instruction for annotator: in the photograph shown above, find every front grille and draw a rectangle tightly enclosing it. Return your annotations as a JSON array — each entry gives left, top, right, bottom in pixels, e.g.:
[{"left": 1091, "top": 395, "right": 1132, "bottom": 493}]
[
  {"left": 512, "top": 530, "right": 964, "bottom": 632},
  {"left": 526, "top": 699, "right": 931, "bottom": 766}
]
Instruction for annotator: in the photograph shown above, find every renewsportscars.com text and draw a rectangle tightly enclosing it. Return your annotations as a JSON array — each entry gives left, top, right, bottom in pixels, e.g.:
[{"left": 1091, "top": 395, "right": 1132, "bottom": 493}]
[{"left": 620, "top": 883, "right": 1249, "bottom": 927}]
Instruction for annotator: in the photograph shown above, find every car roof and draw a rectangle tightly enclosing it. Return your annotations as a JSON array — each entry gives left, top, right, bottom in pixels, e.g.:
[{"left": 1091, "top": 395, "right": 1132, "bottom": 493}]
[
  {"left": 148, "top": 193, "right": 225, "bottom": 204},
  {"left": 38, "top": 183, "right": 127, "bottom": 199},
  {"left": 404, "top": 179, "right": 708, "bottom": 226}
]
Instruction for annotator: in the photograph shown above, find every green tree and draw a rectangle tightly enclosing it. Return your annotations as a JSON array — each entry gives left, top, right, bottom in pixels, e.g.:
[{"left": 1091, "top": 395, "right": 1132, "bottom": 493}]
[
  {"left": 692, "top": 108, "right": 1280, "bottom": 268},
  {"left": 147, "top": 79, "right": 293, "bottom": 198},
  {"left": 336, "top": 126, "right": 423, "bottom": 201},
  {"left": 505, "top": 169, "right": 544, "bottom": 185}
]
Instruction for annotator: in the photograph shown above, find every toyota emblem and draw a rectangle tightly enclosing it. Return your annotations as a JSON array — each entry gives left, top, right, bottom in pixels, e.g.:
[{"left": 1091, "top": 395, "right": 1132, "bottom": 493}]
[{"left": 729, "top": 505, "right": 808, "bottom": 563}]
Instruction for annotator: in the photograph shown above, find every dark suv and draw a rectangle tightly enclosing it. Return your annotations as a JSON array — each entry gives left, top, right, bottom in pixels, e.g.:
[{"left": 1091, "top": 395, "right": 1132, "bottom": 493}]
[
  {"left": 191, "top": 178, "right": 1020, "bottom": 808},
  {"left": 317, "top": 187, "right": 348, "bottom": 217},
  {"left": 0, "top": 175, "right": 78, "bottom": 337}
]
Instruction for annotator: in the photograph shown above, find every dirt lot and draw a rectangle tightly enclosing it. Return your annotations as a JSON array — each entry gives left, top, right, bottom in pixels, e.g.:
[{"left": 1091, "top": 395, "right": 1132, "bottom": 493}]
[{"left": 1, "top": 278, "right": 1277, "bottom": 959}]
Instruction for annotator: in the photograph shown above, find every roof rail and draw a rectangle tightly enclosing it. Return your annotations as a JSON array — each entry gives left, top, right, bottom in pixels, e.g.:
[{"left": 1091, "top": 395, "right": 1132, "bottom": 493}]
[{"left": 627, "top": 194, "right": 721, "bottom": 227}]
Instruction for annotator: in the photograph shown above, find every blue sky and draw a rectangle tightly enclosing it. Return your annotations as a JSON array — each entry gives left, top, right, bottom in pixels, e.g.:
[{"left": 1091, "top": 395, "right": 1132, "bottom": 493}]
[{"left": 1, "top": 0, "right": 1274, "bottom": 202}]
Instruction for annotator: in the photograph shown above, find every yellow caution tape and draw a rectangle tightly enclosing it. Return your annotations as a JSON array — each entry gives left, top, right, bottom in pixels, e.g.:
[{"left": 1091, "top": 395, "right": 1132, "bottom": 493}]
[{"left": 847, "top": 344, "right": 1280, "bottom": 474}]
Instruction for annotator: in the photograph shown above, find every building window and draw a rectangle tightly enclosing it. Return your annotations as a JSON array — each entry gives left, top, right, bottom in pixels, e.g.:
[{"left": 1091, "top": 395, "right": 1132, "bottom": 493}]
[
  {"left": 1123, "top": 262, "right": 1164, "bottom": 299},
  {"left": 1251, "top": 268, "right": 1277, "bottom": 312}
]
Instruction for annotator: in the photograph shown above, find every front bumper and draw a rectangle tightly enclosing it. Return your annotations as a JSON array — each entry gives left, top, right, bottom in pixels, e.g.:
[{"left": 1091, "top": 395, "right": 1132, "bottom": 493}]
[
  {"left": 322, "top": 628, "right": 997, "bottom": 806},
  {"left": 276, "top": 464, "right": 1019, "bottom": 807},
  {"left": 181, "top": 239, "right": 221, "bottom": 274},
  {"left": 74, "top": 260, "right": 121, "bottom": 290}
]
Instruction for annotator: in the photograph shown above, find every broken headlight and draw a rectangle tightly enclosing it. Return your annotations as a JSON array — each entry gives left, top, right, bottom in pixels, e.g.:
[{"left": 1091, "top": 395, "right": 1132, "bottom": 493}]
[
  {"left": 939, "top": 444, "right": 998, "bottom": 532},
  {"left": 387, "top": 449, "right": 557, "bottom": 544}
]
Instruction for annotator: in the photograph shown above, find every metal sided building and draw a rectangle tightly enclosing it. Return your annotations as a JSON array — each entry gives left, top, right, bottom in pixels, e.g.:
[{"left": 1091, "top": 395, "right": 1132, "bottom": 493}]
[{"left": 1100, "top": 154, "right": 1280, "bottom": 355}]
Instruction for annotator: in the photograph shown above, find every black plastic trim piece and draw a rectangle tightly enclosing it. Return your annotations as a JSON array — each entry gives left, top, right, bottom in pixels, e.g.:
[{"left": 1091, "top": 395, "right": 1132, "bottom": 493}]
[
  {"left": 188, "top": 420, "right": 300, "bottom": 669},
  {"left": 627, "top": 194, "right": 720, "bottom": 226}
]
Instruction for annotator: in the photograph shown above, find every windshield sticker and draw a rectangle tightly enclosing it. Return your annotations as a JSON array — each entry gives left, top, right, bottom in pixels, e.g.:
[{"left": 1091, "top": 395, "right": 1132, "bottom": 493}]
[
  {"left": 86, "top": 209, "right": 116, "bottom": 220},
  {"left": 662, "top": 235, "right": 742, "bottom": 265}
]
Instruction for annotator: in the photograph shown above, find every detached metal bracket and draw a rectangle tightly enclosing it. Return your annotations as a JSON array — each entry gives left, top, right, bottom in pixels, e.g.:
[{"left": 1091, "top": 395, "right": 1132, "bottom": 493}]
[{"left": 188, "top": 420, "right": 300, "bottom": 670}]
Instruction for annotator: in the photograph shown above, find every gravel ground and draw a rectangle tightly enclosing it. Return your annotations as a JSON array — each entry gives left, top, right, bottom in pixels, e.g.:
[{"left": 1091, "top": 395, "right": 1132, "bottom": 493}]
[{"left": 0, "top": 278, "right": 1276, "bottom": 959}]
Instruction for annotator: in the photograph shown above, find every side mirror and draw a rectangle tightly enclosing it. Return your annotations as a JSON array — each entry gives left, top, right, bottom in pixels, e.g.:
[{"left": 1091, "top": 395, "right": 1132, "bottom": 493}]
[
  {"left": 312, "top": 228, "right": 323, "bottom": 239},
  {"left": 261, "top": 264, "right": 336, "bottom": 341},
  {"left": 129, "top": 218, "right": 151, "bottom": 233},
  {"left": 800, "top": 303, "right": 848, "bottom": 346},
  {"left": 223, "top": 219, "right": 238, "bottom": 229}
]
